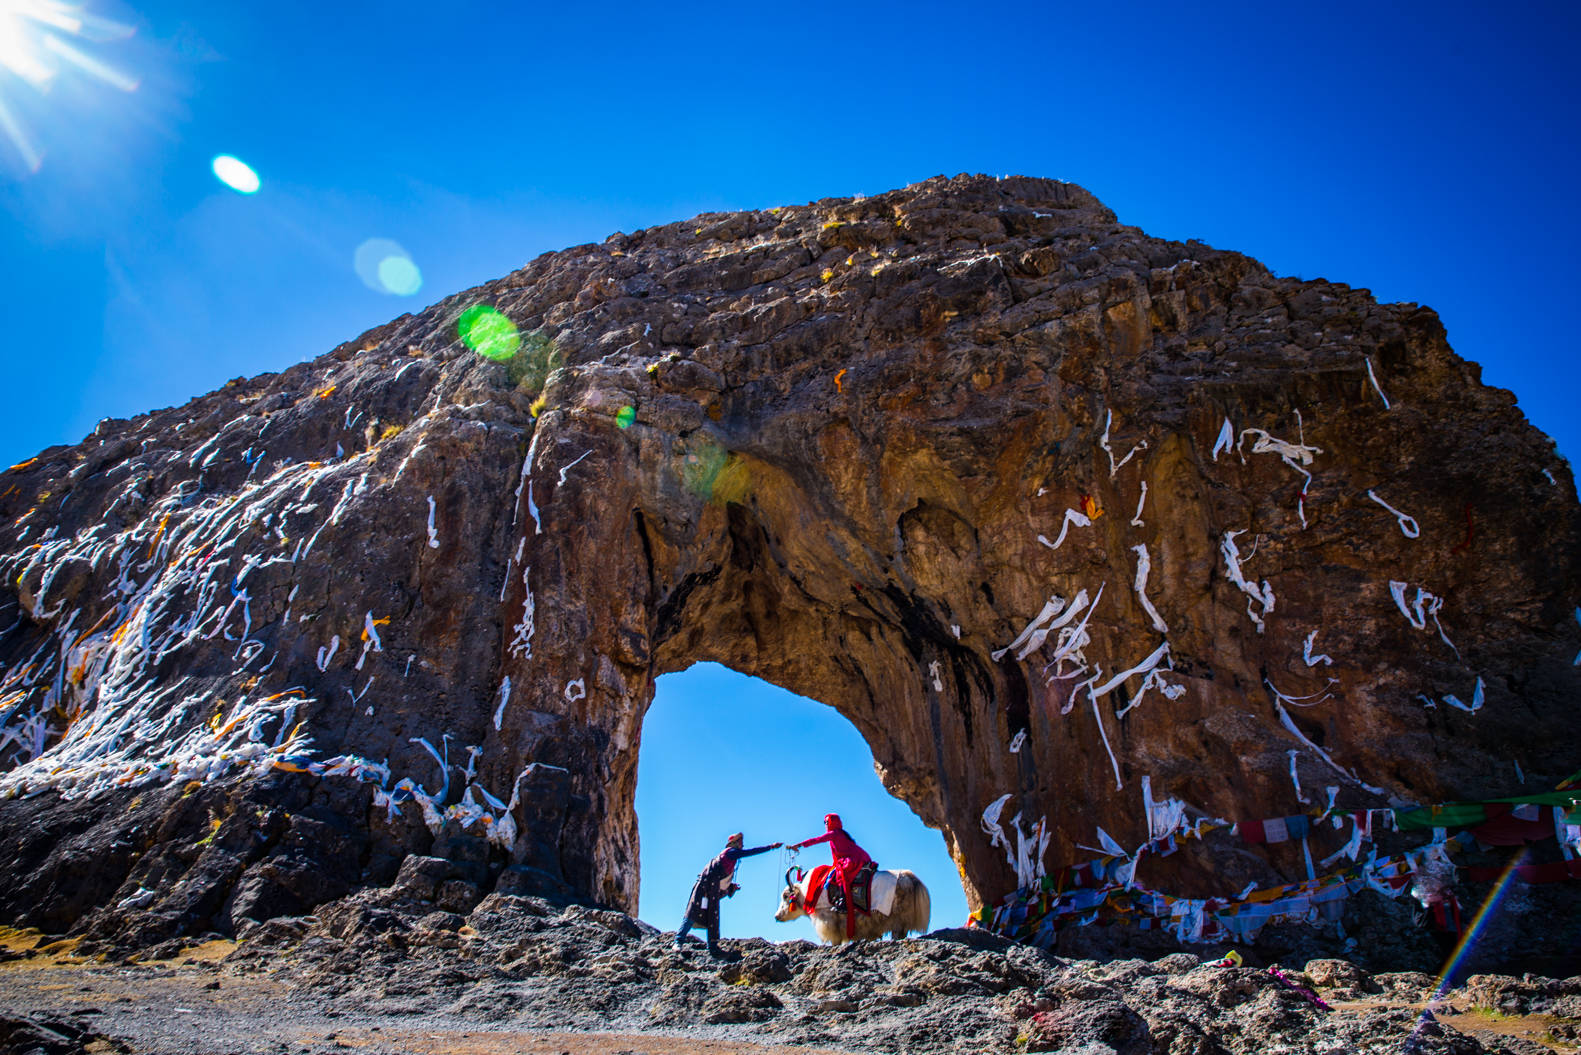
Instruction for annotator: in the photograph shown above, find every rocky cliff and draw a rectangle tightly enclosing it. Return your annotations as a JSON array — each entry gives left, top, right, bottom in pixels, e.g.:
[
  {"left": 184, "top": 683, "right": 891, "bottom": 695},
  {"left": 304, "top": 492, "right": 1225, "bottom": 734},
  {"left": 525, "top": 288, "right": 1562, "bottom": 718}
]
[{"left": 1, "top": 175, "right": 1577, "bottom": 957}]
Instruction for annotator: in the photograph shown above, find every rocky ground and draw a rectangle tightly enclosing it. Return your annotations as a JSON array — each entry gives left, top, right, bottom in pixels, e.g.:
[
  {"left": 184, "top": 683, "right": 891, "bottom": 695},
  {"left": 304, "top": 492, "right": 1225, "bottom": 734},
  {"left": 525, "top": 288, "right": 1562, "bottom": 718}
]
[{"left": 3, "top": 869, "right": 1578, "bottom": 1055}]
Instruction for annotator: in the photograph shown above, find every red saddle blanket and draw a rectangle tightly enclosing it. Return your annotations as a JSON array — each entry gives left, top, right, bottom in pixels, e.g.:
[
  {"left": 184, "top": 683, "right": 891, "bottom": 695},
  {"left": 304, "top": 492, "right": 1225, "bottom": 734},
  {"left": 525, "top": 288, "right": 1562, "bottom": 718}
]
[
  {"left": 805, "top": 864, "right": 875, "bottom": 913},
  {"left": 805, "top": 865, "right": 835, "bottom": 909}
]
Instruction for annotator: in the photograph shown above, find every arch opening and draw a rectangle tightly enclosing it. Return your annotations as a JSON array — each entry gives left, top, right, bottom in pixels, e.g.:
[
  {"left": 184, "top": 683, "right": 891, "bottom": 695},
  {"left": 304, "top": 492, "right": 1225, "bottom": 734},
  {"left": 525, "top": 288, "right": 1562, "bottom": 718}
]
[{"left": 635, "top": 662, "right": 969, "bottom": 941}]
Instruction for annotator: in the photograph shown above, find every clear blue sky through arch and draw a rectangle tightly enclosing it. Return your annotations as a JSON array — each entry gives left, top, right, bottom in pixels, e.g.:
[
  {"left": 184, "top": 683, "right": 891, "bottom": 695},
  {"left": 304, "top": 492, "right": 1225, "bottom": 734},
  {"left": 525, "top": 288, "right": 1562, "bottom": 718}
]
[{"left": 636, "top": 663, "right": 970, "bottom": 941}]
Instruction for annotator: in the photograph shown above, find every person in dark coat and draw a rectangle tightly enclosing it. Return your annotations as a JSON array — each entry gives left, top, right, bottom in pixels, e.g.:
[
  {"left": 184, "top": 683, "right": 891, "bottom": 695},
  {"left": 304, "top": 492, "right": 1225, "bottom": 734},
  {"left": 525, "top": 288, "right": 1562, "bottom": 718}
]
[
  {"left": 676, "top": 832, "right": 781, "bottom": 956},
  {"left": 788, "top": 812, "right": 873, "bottom": 939}
]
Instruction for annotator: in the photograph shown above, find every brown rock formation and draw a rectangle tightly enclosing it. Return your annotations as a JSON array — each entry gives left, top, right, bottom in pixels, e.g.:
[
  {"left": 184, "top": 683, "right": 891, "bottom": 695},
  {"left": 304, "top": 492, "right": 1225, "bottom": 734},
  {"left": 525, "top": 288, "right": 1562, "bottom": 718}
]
[{"left": 0, "top": 175, "right": 1577, "bottom": 951}]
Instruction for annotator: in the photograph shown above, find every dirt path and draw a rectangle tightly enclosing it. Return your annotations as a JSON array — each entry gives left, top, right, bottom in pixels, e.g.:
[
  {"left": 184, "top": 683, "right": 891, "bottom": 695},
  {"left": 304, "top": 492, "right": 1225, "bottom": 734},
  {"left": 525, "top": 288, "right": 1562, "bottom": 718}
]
[
  {"left": 1331, "top": 998, "right": 1575, "bottom": 1054},
  {"left": 1, "top": 950, "right": 855, "bottom": 1055},
  {"left": 329, "top": 1029, "right": 851, "bottom": 1054}
]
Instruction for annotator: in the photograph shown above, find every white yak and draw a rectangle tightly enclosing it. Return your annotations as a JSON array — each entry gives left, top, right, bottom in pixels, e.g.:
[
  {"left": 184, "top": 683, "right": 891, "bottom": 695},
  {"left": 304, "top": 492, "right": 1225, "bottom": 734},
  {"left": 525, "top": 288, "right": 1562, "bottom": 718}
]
[{"left": 774, "top": 867, "right": 931, "bottom": 944}]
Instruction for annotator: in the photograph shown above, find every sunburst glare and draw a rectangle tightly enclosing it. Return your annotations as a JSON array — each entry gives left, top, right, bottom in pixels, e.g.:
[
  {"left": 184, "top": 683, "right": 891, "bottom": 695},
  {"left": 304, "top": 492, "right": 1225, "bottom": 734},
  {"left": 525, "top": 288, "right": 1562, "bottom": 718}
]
[{"left": 0, "top": 0, "right": 137, "bottom": 172}]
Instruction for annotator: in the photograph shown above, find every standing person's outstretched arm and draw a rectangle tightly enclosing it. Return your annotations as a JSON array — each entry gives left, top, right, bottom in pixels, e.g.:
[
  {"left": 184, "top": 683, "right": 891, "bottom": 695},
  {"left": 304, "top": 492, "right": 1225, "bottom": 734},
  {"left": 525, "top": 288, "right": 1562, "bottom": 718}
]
[{"left": 734, "top": 841, "right": 782, "bottom": 858}]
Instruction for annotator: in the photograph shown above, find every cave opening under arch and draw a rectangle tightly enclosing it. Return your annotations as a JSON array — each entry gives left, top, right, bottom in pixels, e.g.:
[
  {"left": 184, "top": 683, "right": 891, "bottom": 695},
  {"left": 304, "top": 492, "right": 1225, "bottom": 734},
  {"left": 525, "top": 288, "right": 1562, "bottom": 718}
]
[{"left": 634, "top": 662, "right": 969, "bottom": 941}]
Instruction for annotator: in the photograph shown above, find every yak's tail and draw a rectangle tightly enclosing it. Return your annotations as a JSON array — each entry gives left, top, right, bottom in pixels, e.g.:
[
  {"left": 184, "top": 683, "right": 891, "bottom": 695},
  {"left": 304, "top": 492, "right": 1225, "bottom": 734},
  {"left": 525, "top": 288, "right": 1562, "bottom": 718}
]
[{"left": 901, "top": 870, "right": 931, "bottom": 935}]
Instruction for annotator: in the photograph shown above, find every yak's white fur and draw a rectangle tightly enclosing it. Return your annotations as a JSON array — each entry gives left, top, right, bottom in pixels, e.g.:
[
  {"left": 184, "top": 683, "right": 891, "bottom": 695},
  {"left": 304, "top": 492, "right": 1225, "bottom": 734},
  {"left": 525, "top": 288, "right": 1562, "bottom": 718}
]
[{"left": 775, "top": 868, "right": 931, "bottom": 944}]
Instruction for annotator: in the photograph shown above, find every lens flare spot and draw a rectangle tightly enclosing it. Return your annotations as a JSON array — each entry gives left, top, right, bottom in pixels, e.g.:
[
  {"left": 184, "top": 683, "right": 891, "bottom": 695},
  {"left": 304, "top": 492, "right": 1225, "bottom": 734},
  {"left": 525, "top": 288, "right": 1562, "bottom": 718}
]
[
  {"left": 458, "top": 305, "right": 520, "bottom": 362},
  {"left": 376, "top": 255, "right": 422, "bottom": 296},
  {"left": 616, "top": 405, "right": 635, "bottom": 429},
  {"left": 680, "top": 436, "right": 750, "bottom": 503},
  {"left": 355, "top": 238, "right": 423, "bottom": 296},
  {"left": 211, "top": 154, "right": 260, "bottom": 194}
]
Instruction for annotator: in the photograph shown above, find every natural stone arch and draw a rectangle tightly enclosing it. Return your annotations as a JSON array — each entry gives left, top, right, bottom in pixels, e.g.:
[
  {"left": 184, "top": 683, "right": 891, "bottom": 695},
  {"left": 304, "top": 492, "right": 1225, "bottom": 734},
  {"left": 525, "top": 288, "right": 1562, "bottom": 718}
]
[
  {"left": 2, "top": 175, "right": 1578, "bottom": 951},
  {"left": 486, "top": 407, "right": 1032, "bottom": 914},
  {"left": 469, "top": 177, "right": 1581, "bottom": 919}
]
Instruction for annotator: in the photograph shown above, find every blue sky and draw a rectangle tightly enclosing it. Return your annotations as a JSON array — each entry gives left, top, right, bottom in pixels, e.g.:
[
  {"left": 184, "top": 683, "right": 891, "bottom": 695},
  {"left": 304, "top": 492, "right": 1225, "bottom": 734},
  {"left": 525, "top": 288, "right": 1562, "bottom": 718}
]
[{"left": 3, "top": 1, "right": 1578, "bottom": 937}]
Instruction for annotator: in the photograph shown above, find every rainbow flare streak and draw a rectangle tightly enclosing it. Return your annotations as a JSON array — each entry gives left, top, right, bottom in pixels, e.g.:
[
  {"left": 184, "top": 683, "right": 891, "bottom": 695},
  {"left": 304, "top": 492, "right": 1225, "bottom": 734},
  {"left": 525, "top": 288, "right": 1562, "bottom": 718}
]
[{"left": 1415, "top": 848, "right": 1528, "bottom": 1032}]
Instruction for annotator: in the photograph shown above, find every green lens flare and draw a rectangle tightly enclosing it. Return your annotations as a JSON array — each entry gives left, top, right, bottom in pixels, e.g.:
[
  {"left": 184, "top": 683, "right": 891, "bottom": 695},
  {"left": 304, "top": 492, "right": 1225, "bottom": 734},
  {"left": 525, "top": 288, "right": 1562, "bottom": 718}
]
[
  {"left": 682, "top": 437, "right": 734, "bottom": 501},
  {"left": 616, "top": 405, "right": 635, "bottom": 429},
  {"left": 458, "top": 305, "right": 521, "bottom": 362}
]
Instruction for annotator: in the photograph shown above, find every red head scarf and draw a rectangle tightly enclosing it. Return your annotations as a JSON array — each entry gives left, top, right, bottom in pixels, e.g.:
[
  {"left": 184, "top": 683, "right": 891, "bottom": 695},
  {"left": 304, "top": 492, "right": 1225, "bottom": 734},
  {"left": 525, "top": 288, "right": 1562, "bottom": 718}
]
[{"left": 824, "top": 813, "right": 842, "bottom": 831}]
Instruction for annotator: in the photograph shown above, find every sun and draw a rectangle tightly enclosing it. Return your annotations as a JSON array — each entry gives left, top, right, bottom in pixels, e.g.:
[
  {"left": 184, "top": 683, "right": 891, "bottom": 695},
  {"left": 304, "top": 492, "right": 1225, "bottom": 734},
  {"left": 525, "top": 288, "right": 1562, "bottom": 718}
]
[{"left": 0, "top": 0, "right": 137, "bottom": 172}]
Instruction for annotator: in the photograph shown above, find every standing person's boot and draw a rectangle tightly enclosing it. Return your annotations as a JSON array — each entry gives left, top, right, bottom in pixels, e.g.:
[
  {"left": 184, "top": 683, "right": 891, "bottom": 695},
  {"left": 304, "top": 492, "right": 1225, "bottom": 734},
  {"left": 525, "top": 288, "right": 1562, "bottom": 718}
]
[{"left": 707, "top": 940, "right": 724, "bottom": 958}]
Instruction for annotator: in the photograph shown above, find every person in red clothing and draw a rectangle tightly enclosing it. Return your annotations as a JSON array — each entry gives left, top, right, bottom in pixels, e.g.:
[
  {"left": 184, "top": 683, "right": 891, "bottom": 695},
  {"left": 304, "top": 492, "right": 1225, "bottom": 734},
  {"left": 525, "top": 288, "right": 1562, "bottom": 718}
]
[{"left": 788, "top": 813, "right": 873, "bottom": 939}]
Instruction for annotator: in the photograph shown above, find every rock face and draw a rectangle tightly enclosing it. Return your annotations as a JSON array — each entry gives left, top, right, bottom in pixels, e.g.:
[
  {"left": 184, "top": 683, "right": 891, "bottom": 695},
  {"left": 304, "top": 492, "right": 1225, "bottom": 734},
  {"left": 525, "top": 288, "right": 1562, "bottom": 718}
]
[{"left": 0, "top": 175, "right": 1577, "bottom": 956}]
